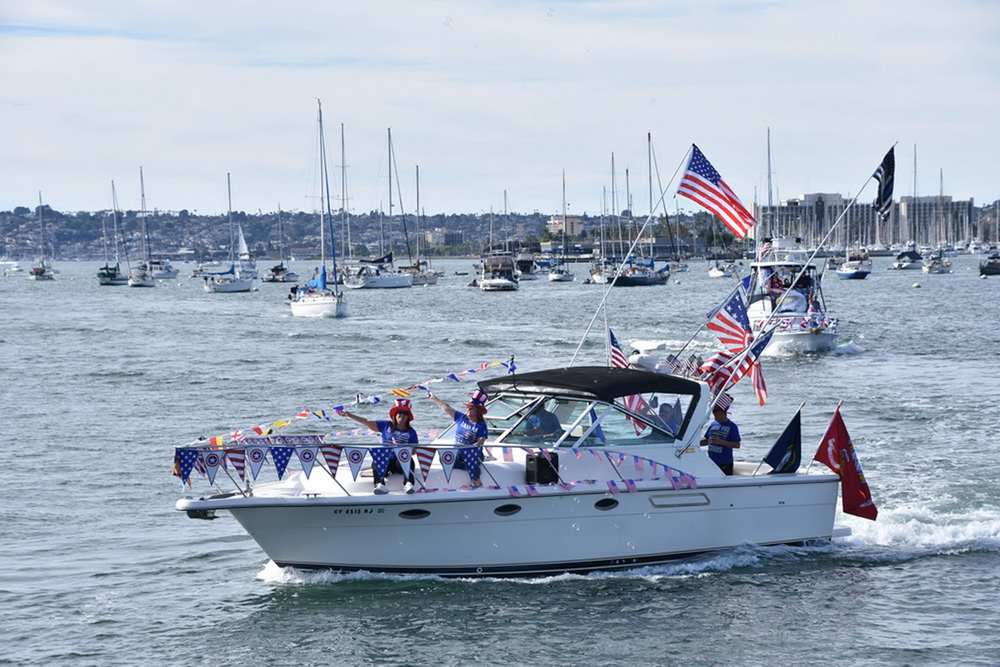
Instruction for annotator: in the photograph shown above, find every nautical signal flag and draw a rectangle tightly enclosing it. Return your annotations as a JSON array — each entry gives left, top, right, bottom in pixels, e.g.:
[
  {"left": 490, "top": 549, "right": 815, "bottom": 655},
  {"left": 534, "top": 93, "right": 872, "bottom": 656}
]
[
  {"left": 813, "top": 406, "right": 878, "bottom": 520},
  {"left": 678, "top": 144, "right": 756, "bottom": 239}
]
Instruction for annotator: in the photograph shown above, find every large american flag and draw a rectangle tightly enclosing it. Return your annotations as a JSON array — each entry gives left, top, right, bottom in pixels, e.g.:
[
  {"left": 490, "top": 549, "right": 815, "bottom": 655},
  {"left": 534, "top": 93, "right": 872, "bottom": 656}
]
[
  {"left": 706, "top": 289, "right": 752, "bottom": 351},
  {"left": 872, "top": 147, "right": 895, "bottom": 222},
  {"left": 677, "top": 144, "right": 756, "bottom": 239}
]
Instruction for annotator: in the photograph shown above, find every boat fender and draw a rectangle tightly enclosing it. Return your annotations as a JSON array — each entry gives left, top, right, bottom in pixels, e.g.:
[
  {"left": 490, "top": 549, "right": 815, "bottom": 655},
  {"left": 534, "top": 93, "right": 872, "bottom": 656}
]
[{"left": 913, "top": 282, "right": 921, "bottom": 288}]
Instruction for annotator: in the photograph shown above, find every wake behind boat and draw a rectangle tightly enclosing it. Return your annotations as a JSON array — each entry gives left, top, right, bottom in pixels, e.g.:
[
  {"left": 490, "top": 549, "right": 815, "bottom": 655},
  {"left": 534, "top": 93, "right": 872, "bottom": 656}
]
[{"left": 174, "top": 365, "right": 860, "bottom": 577}]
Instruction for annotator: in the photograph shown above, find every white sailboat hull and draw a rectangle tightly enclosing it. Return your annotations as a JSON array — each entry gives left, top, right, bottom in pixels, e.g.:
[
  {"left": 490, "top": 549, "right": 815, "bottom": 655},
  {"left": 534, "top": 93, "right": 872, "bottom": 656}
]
[
  {"left": 203, "top": 276, "right": 254, "bottom": 293},
  {"left": 343, "top": 272, "right": 413, "bottom": 289},
  {"left": 289, "top": 291, "right": 347, "bottom": 318}
]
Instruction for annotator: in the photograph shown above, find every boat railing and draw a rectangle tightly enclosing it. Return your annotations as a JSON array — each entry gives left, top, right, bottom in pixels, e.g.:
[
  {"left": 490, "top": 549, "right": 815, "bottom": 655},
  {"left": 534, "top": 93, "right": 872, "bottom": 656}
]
[{"left": 173, "top": 441, "right": 699, "bottom": 497}]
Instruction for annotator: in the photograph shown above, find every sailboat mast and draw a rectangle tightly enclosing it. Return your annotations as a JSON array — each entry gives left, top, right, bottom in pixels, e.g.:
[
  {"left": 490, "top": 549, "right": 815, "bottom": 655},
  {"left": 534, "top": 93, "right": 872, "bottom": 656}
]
[
  {"left": 340, "top": 123, "right": 351, "bottom": 260},
  {"left": 139, "top": 166, "right": 150, "bottom": 261},
  {"left": 226, "top": 173, "right": 235, "bottom": 265},
  {"left": 415, "top": 165, "right": 421, "bottom": 268},
  {"left": 318, "top": 100, "right": 339, "bottom": 285}
]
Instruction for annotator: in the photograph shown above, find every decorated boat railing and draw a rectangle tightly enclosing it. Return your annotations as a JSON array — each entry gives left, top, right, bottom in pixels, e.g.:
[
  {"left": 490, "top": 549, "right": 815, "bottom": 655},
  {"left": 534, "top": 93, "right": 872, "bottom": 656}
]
[{"left": 173, "top": 440, "right": 698, "bottom": 499}]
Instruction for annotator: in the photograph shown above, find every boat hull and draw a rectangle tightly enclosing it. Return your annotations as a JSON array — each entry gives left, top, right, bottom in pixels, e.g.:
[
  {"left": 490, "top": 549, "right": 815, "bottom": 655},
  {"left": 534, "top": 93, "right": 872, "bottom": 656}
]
[
  {"left": 835, "top": 270, "right": 870, "bottom": 280},
  {"left": 203, "top": 277, "right": 254, "bottom": 293},
  {"left": 289, "top": 292, "right": 347, "bottom": 318},
  {"left": 343, "top": 273, "right": 413, "bottom": 289},
  {"left": 181, "top": 476, "right": 839, "bottom": 576}
]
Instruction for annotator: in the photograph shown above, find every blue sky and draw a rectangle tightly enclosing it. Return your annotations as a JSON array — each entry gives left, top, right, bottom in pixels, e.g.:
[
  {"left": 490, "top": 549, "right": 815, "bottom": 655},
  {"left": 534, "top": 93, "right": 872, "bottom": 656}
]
[{"left": 2, "top": 1, "right": 998, "bottom": 217}]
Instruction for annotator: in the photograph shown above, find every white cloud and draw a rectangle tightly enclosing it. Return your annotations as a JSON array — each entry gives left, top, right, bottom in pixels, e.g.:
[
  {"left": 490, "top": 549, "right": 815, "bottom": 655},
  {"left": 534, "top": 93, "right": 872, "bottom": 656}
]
[{"left": 2, "top": 0, "right": 998, "bottom": 215}]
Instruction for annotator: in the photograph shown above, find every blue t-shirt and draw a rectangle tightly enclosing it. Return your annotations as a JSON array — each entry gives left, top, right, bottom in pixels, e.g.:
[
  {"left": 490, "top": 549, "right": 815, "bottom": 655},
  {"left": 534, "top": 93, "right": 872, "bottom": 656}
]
[
  {"left": 454, "top": 413, "right": 488, "bottom": 445},
  {"left": 704, "top": 420, "right": 741, "bottom": 466},
  {"left": 375, "top": 419, "right": 418, "bottom": 445}
]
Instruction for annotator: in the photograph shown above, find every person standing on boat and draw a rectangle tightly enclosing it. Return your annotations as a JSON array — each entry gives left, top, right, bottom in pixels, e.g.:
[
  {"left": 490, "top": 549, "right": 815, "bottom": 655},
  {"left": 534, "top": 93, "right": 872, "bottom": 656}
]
[
  {"left": 428, "top": 389, "right": 489, "bottom": 488},
  {"left": 336, "top": 399, "right": 417, "bottom": 494},
  {"left": 700, "top": 404, "right": 741, "bottom": 475}
]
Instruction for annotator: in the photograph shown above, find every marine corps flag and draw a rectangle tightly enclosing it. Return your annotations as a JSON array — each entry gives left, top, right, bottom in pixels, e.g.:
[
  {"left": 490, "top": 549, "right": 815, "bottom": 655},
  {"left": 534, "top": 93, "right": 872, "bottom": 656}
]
[{"left": 814, "top": 406, "right": 878, "bottom": 520}]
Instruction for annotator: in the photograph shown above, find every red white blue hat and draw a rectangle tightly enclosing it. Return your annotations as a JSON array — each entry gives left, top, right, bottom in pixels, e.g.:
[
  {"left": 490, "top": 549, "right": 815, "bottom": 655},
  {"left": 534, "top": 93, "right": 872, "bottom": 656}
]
[
  {"left": 465, "top": 389, "right": 489, "bottom": 413},
  {"left": 390, "top": 398, "right": 414, "bottom": 421}
]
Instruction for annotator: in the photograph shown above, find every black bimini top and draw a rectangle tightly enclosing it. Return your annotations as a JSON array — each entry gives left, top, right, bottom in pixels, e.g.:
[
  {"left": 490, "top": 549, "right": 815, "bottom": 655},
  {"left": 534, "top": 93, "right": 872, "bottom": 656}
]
[{"left": 478, "top": 366, "right": 702, "bottom": 403}]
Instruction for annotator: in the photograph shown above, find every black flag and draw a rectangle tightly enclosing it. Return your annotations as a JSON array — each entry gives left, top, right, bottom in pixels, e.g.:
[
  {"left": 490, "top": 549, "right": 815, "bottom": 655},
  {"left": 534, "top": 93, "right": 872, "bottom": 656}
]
[
  {"left": 872, "top": 147, "right": 895, "bottom": 221},
  {"left": 763, "top": 407, "right": 801, "bottom": 474}
]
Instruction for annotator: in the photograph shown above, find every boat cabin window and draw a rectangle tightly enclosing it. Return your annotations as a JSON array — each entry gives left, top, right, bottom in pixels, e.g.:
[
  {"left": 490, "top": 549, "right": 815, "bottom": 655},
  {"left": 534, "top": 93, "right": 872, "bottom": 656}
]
[{"left": 436, "top": 392, "right": 696, "bottom": 449}]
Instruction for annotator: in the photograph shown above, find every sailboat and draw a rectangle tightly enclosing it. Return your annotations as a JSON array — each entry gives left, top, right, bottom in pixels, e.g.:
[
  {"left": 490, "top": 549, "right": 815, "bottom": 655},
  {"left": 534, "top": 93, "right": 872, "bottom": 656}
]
[
  {"left": 835, "top": 210, "right": 872, "bottom": 280},
  {"left": 97, "top": 182, "right": 128, "bottom": 286},
  {"left": 28, "top": 192, "right": 56, "bottom": 280},
  {"left": 400, "top": 166, "right": 439, "bottom": 286},
  {"left": 343, "top": 128, "right": 413, "bottom": 289},
  {"left": 27, "top": 192, "right": 55, "bottom": 281},
  {"left": 548, "top": 170, "right": 575, "bottom": 282},
  {"left": 922, "top": 170, "right": 953, "bottom": 275},
  {"left": 262, "top": 206, "right": 299, "bottom": 283},
  {"left": 235, "top": 225, "right": 258, "bottom": 279},
  {"left": 128, "top": 168, "right": 157, "bottom": 287},
  {"left": 203, "top": 174, "right": 255, "bottom": 293},
  {"left": 289, "top": 100, "right": 347, "bottom": 318}
]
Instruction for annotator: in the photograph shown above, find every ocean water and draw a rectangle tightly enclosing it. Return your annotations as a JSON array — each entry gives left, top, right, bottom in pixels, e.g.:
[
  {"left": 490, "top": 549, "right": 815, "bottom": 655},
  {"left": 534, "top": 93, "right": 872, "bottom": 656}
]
[{"left": 3, "top": 256, "right": 999, "bottom": 666}]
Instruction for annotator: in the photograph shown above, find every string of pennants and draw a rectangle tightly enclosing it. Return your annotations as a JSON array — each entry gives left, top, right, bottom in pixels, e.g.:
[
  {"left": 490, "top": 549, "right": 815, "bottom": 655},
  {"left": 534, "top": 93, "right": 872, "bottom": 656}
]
[
  {"left": 174, "top": 443, "right": 698, "bottom": 497},
  {"left": 183, "top": 357, "right": 517, "bottom": 449}
]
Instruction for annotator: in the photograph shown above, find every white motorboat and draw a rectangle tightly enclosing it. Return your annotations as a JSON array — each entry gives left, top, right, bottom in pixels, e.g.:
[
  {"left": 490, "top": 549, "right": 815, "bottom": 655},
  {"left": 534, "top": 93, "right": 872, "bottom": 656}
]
[
  {"left": 148, "top": 258, "right": 179, "bottom": 279},
  {"left": 343, "top": 260, "right": 414, "bottom": 289},
  {"left": 262, "top": 263, "right": 300, "bottom": 283},
  {"left": 289, "top": 101, "right": 347, "bottom": 318},
  {"left": 890, "top": 250, "right": 922, "bottom": 270},
  {"left": 127, "top": 267, "right": 157, "bottom": 287},
  {"left": 745, "top": 246, "right": 839, "bottom": 354},
  {"left": 175, "top": 366, "right": 850, "bottom": 577},
  {"left": 708, "top": 261, "right": 739, "bottom": 278},
  {"left": 203, "top": 267, "right": 254, "bottom": 293},
  {"left": 479, "top": 252, "right": 519, "bottom": 291},
  {"left": 1, "top": 260, "right": 24, "bottom": 276},
  {"left": 921, "top": 250, "right": 953, "bottom": 275}
]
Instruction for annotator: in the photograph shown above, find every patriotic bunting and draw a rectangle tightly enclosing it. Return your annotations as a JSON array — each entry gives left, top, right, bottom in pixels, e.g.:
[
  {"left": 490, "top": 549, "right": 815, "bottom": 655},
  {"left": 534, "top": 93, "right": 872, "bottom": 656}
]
[{"left": 296, "top": 446, "right": 319, "bottom": 478}]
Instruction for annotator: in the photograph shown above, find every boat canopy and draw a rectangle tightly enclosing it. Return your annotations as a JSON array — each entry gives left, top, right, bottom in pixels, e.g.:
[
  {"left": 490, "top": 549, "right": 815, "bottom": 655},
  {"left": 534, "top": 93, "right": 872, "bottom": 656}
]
[{"left": 479, "top": 366, "right": 701, "bottom": 403}]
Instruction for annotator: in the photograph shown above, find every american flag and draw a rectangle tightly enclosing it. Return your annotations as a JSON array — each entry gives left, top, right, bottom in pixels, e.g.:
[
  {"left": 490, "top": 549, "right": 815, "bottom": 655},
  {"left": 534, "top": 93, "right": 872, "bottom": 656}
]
[
  {"left": 609, "top": 327, "right": 648, "bottom": 433},
  {"left": 706, "top": 290, "right": 752, "bottom": 351},
  {"left": 715, "top": 391, "right": 734, "bottom": 411},
  {"left": 677, "top": 144, "right": 756, "bottom": 239},
  {"left": 756, "top": 240, "right": 773, "bottom": 261},
  {"left": 608, "top": 328, "right": 629, "bottom": 368}
]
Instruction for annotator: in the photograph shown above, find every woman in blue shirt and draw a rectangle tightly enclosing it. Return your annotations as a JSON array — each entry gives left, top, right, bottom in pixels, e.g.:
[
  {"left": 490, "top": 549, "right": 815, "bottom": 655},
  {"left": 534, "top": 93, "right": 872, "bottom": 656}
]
[
  {"left": 337, "top": 399, "right": 418, "bottom": 494},
  {"left": 429, "top": 389, "right": 489, "bottom": 487}
]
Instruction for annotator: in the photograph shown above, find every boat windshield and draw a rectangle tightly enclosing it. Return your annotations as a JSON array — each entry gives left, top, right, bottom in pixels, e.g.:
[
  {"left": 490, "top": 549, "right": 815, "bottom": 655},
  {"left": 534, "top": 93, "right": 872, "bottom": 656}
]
[{"left": 430, "top": 392, "right": 694, "bottom": 448}]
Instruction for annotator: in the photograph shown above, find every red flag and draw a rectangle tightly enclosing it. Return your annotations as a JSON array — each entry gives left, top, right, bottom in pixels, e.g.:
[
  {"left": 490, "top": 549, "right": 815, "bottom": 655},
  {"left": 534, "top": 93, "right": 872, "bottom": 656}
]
[{"left": 813, "top": 406, "right": 878, "bottom": 520}]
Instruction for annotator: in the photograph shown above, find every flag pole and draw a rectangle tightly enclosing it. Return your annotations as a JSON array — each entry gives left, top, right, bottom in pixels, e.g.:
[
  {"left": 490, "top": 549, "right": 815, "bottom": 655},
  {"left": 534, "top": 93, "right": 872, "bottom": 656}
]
[
  {"left": 805, "top": 399, "right": 844, "bottom": 474},
  {"left": 752, "top": 401, "right": 805, "bottom": 476}
]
